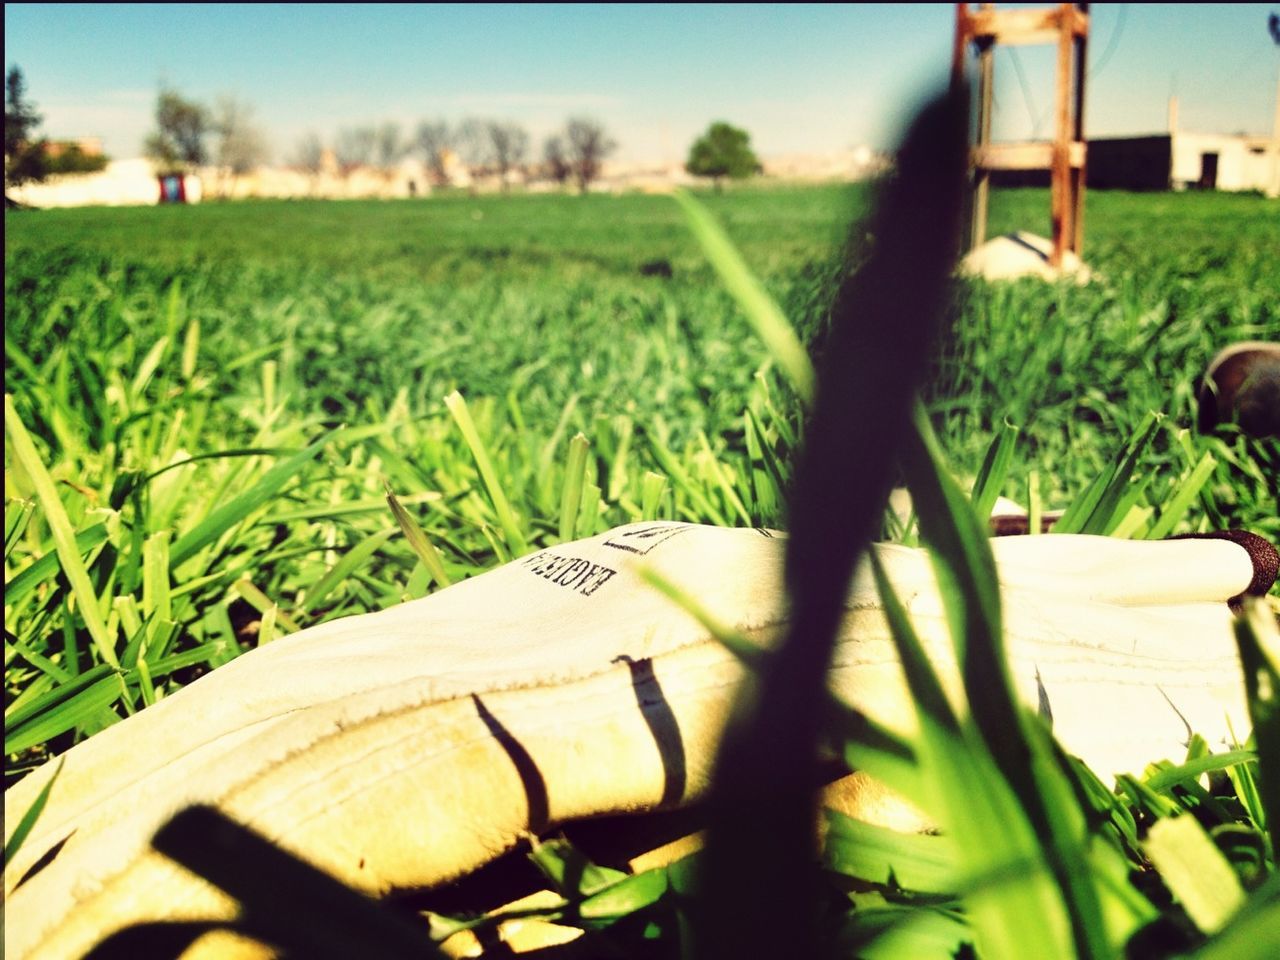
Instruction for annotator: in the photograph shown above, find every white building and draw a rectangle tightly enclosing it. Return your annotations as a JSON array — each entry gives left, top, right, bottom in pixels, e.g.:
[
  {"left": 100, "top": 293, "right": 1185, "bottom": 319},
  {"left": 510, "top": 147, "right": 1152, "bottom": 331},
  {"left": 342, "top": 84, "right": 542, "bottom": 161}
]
[{"left": 9, "top": 158, "right": 202, "bottom": 207}]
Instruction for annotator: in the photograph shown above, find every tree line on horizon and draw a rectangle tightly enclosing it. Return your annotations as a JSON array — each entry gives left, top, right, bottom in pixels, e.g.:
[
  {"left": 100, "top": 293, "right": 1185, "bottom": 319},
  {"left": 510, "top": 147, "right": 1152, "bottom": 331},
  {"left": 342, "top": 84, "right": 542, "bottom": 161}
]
[{"left": 7, "top": 67, "right": 765, "bottom": 200}]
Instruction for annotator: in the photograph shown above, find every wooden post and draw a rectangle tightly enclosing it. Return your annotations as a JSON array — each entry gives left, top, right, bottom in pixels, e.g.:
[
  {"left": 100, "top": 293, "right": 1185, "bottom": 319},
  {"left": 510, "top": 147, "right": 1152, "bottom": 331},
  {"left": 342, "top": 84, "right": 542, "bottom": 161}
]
[
  {"left": 972, "top": 5, "right": 995, "bottom": 251},
  {"left": 954, "top": 2, "right": 1089, "bottom": 266},
  {"left": 1051, "top": 3, "right": 1073, "bottom": 267},
  {"left": 1071, "top": 4, "right": 1089, "bottom": 254},
  {"left": 951, "top": 3, "right": 970, "bottom": 89}
]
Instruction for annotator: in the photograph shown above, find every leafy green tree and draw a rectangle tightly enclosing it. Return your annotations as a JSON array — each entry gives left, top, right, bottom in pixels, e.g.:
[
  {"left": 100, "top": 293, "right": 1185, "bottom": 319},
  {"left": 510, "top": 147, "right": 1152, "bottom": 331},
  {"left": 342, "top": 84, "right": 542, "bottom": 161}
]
[
  {"left": 45, "top": 143, "right": 109, "bottom": 176},
  {"left": 686, "top": 121, "right": 761, "bottom": 190},
  {"left": 144, "top": 88, "right": 210, "bottom": 175},
  {"left": 5, "top": 65, "right": 48, "bottom": 191}
]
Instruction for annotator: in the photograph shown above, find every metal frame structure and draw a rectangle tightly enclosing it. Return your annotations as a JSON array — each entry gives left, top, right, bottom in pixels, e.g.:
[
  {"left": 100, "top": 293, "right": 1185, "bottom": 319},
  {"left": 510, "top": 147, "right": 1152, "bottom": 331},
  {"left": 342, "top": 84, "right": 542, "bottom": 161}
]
[{"left": 952, "top": 3, "right": 1089, "bottom": 267}]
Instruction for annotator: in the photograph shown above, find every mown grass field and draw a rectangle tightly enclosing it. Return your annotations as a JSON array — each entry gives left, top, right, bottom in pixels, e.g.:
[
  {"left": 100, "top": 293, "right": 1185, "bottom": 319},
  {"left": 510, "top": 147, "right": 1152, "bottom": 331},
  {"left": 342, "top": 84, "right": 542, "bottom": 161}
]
[{"left": 4, "top": 183, "right": 1279, "bottom": 957}]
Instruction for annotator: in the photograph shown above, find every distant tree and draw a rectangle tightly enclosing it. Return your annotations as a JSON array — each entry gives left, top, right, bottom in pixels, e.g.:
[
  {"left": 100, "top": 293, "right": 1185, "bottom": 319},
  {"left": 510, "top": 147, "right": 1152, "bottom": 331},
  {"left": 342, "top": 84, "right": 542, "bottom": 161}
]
[
  {"left": 144, "top": 88, "right": 210, "bottom": 174},
  {"left": 454, "top": 117, "right": 490, "bottom": 177},
  {"left": 565, "top": 117, "right": 615, "bottom": 193},
  {"left": 685, "top": 121, "right": 761, "bottom": 190},
  {"left": 291, "top": 131, "right": 325, "bottom": 190},
  {"left": 5, "top": 65, "right": 48, "bottom": 190},
  {"left": 45, "top": 143, "right": 108, "bottom": 176},
  {"left": 211, "top": 95, "right": 268, "bottom": 197},
  {"left": 486, "top": 120, "right": 529, "bottom": 190},
  {"left": 333, "top": 126, "right": 375, "bottom": 177},
  {"left": 372, "top": 122, "right": 408, "bottom": 180},
  {"left": 543, "top": 135, "right": 572, "bottom": 186},
  {"left": 414, "top": 120, "right": 453, "bottom": 186}
]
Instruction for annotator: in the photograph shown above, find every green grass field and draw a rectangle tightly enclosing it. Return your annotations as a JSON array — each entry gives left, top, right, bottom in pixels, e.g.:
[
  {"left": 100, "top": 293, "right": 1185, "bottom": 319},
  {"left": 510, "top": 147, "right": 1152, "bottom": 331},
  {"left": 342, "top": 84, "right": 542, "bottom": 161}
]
[{"left": 5, "top": 183, "right": 1279, "bottom": 957}]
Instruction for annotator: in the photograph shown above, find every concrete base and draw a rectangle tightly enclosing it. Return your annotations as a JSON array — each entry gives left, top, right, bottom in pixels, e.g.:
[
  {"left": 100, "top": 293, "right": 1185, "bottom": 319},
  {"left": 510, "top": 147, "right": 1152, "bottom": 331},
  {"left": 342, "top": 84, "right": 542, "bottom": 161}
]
[{"left": 959, "top": 231, "right": 1093, "bottom": 283}]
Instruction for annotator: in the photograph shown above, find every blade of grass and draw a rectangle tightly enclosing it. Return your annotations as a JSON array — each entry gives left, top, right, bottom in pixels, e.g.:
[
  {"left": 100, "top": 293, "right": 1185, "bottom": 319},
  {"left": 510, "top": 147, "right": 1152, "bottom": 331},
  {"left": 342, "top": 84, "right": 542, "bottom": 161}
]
[
  {"left": 640, "top": 471, "right": 667, "bottom": 521},
  {"left": 299, "top": 527, "right": 397, "bottom": 617},
  {"left": 1055, "top": 412, "right": 1160, "bottom": 535},
  {"left": 558, "top": 433, "right": 590, "bottom": 542},
  {"left": 232, "top": 579, "right": 301, "bottom": 634},
  {"left": 970, "top": 421, "right": 1018, "bottom": 522},
  {"left": 1145, "top": 814, "right": 1246, "bottom": 934},
  {"left": 5, "top": 394, "right": 118, "bottom": 668},
  {"left": 687, "top": 87, "right": 970, "bottom": 960},
  {"left": 823, "top": 807, "right": 960, "bottom": 894},
  {"left": 445, "top": 391, "right": 528, "bottom": 557},
  {"left": 672, "top": 190, "right": 816, "bottom": 406},
  {"left": 5, "top": 673, "right": 123, "bottom": 755},
  {"left": 3, "top": 758, "right": 64, "bottom": 868},
  {"left": 1234, "top": 598, "right": 1280, "bottom": 855},
  {"left": 384, "top": 484, "right": 452, "bottom": 588},
  {"left": 1147, "top": 451, "right": 1217, "bottom": 540},
  {"left": 5, "top": 523, "right": 109, "bottom": 608},
  {"left": 169, "top": 428, "right": 339, "bottom": 568},
  {"left": 903, "top": 409, "right": 1109, "bottom": 960},
  {"left": 5, "top": 497, "right": 36, "bottom": 560}
]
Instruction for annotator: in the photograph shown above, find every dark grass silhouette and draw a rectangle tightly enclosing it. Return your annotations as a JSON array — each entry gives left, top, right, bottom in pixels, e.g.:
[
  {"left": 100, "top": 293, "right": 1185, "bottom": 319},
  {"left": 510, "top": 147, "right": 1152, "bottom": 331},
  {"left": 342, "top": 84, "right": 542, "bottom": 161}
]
[{"left": 687, "top": 86, "right": 969, "bottom": 959}]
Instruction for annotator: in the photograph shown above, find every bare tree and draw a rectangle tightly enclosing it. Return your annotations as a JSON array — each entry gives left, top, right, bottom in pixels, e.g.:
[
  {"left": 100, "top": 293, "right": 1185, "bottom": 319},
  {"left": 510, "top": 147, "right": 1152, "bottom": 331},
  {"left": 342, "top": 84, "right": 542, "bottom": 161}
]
[
  {"left": 565, "top": 117, "right": 615, "bottom": 193},
  {"left": 291, "top": 131, "right": 325, "bottom": 193},
  {"left": 414, "top": 120, "right": 452, "bottom": 186},
  {"left": 372, "top": 122, "right": 407, "bottom": 181},
  {"left": 454, "top": 117, "right": 490, "bottom": 178},
  {"left": 211, "top": 95, "right": 268, "bottom": 198},
  {"left": 486, "top": 120, "right": 529, "bottom": 190},
  {"left": 543, "top": 135, "right": 572, "bottom": 186},
  {"left": 333, "top": 127, "right": 375, "bottom": 177}
]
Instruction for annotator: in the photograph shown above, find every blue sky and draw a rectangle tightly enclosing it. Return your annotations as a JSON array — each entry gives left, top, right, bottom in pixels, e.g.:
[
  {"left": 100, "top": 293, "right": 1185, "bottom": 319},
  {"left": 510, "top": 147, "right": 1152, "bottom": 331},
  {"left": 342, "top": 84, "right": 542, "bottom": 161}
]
[{"left": 5, "top": 3, "right": 1279, "bottom": 165}]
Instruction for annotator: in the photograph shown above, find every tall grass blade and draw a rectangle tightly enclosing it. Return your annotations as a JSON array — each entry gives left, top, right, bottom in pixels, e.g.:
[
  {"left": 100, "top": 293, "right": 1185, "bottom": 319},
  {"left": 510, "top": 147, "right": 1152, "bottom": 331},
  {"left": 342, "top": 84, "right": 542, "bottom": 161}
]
[
  {"left": 672, "top": 190, "right": 817, "bottom": 406},
  {"left": 169, "top": 429, "right": 339, "bottom": 568},
  {"left": 1145, "top": 814, "right": 1246, "bottom": 934},
  {"left": 639, "top": 471, "right": 667, "bottom": 521},
  {"left": 444, "top": 391, "right": 529, "bottom": 557},
  {"left": 5, "top": 498, "right": 35, "bottom": 561},
  {"left": 5, "top": 394, "right": 118, "bottom": 668},
  {"left": 3, "top": 758, "right": 64, "bottom": 868},
  {"left": 5, "top": 673, "right": 122, "bottom": 755},
  {"left": 5, "top": 524, "right": 109, "bottom": 608},
  {"left": 1146, "top": 451, "right": 1217, "bottom": 540},
  {"left": 384, "top": 484, "right": 452, "bottom": 588},
  {"left": 688, "top": 87, "right": 969, "bottom": 959},
  {"left": 823, "top": 806, "right": 960, "bottom": 894},
  {"left": 232, "top": 579, "right": 301, "bottom": 634},
  {"left": 558, "top": 432, "right": 590, "bottom": 542},
  {"left": 299, "top": 527, "right": 397, "bottom": 617},
  {"left": 1234, "top": 598, "right": 1280, "bottom": 855},
  {"left": 970, "top": 421, "right": 1017, "bottom": 522},
  {"left": 1055, "top": 412, "right": 1160, "bottom": 535},
  {"left": 903, "top": 410, "right": 1109, "bottom": 959}
]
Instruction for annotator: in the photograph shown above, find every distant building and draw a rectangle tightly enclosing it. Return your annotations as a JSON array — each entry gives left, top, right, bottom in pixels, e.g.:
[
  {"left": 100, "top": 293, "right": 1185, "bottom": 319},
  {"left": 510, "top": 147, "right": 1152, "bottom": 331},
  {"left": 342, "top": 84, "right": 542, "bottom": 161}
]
[
  {"left": 989, "top": 93, "right": 1280, "bottom": 194},
  {"left": 9, "top": 158, "right": 202, "bottom": 207},
  {"left": 1090, "top": 132, "right": 1278, "bottom": 193},
  {"left": 43, "top": 137, "right": 104, "bottom": 160},
  {"left": 989, "top": 131, "right": 1278, "bottom": 194}
]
